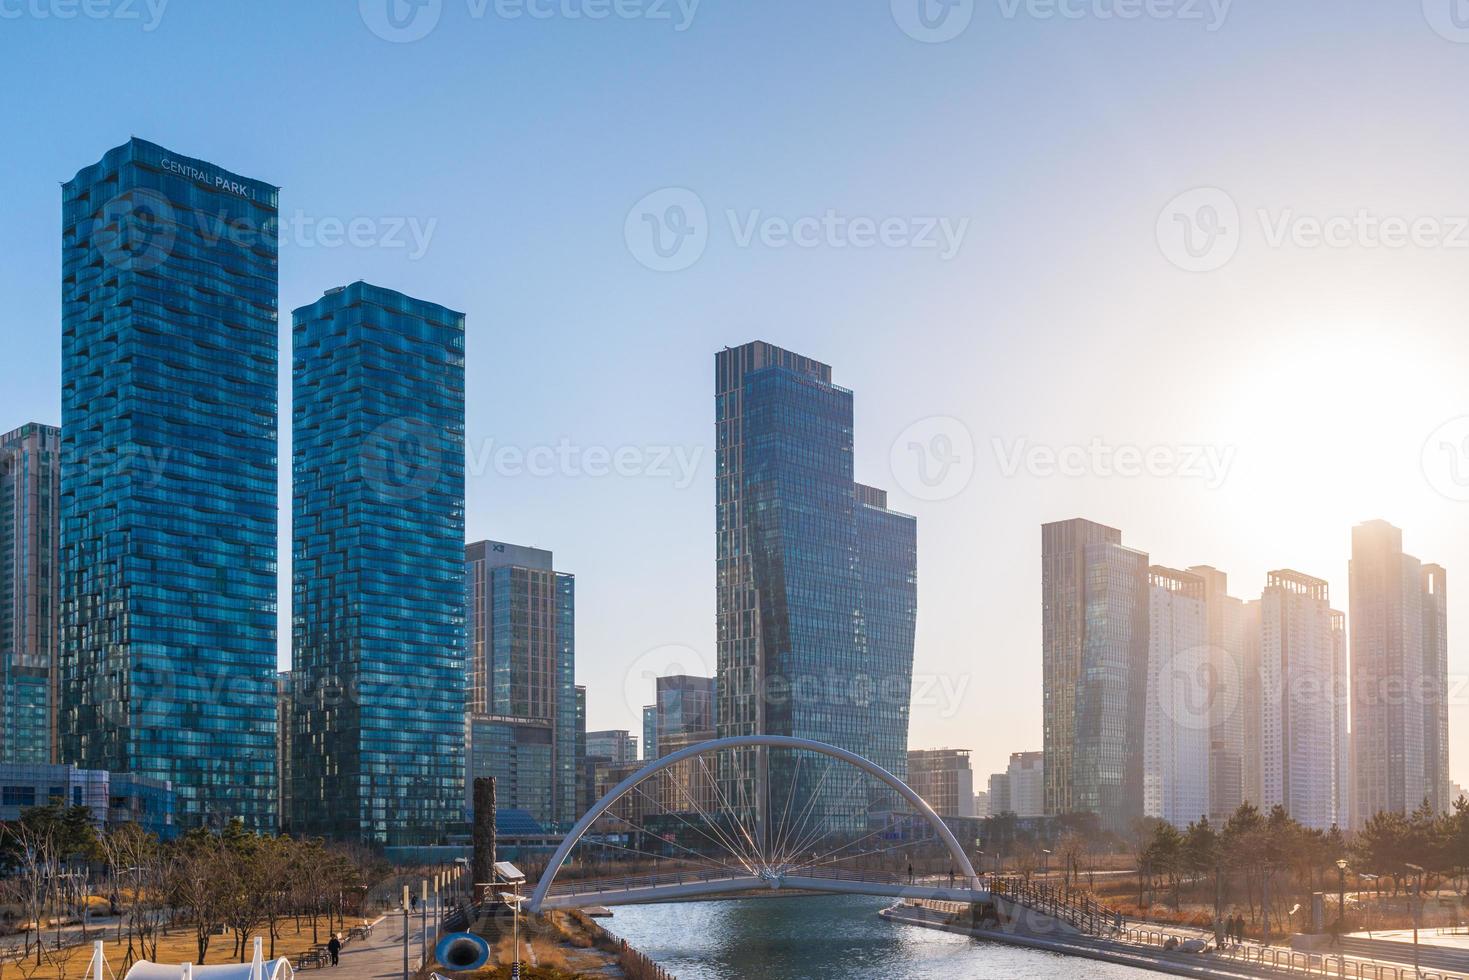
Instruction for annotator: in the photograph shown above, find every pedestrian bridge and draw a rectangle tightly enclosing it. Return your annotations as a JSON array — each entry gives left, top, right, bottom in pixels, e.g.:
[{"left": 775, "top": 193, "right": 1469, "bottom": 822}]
[
  {"left": 528, "top": 735, "right": 983, "bottom": 914},
  {"left": 536, "top": 866, "right": 989, "bottom": 910}
]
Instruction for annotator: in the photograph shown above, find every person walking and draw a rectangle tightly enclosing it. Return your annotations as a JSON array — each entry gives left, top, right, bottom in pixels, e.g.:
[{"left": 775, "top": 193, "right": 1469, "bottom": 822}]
[
  {"left": 327, "top": 934, "right": 341, "bottom": 967},
  {"left": 907, "top": 861, "right": 914, "bottom": 885}
]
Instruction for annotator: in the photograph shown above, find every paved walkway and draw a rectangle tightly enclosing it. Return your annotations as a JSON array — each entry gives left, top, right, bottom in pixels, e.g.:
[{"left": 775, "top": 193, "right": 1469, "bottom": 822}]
[{"left": 335, "top": 913, "right": 433, "bottom": 980}]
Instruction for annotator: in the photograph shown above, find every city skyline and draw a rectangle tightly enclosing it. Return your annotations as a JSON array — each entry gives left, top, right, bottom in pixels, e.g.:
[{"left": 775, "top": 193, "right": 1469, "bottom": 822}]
[{"left": 6, "top": 3, "right": 1469, "bottom": 800}]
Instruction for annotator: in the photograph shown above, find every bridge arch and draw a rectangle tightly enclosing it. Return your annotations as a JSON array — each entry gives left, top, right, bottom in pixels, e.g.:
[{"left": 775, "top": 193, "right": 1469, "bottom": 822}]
[{"left": 529, "top": 734, "right": 980, "bottom": 912}]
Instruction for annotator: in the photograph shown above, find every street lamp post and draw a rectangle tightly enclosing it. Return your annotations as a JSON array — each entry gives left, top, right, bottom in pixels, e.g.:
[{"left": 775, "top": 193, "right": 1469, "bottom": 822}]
[
  {"left": 1405, "top": 863, "right": 1425, "bottom": 979},
  {"left": 1336, "top": 859, "right": 1349, "bottom": 934}
]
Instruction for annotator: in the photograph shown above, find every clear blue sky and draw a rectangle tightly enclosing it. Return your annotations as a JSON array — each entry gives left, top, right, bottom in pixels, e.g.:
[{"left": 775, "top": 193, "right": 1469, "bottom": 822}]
[{"left": 5, "top": 0, "right": 1469, "bottom": 783}]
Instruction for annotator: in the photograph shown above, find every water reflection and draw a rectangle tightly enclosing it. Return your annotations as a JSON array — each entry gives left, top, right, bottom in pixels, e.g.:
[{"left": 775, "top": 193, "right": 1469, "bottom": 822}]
[{"left": 607, "top": 894, "right": 1160, "bottom": 980}]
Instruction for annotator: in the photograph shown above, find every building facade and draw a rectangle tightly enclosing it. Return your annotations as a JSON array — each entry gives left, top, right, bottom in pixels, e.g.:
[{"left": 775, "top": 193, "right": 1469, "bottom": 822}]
[
  {"left": 1004, "top": 751, "right": 1045, "bottom": 818},
  {"left": 907, "top": 749, "right": 976, "bottom": 817},
  {"left": 1143, "top": 567, "right": 1209, "bottom": 828},
  {"left": 464, "top": 540, "right": 578, "bottom": 830},
  {"left": 60, "top": 139, "right": 279, "bottom": 831},
  {"left": 655, "top": 674, "right": 715, "bottom": 750},
  {"left": 1186, "top": 565, "right": 1250, "bottom": 822},
  {"left": 1350, "top": 520, "right": 1447, "bottom": 825},
  {"left": 291, "top": 282, "right": 466, "bottom": 845},
  {"left": 1, "top": 424, "right": 59, "bottom": 765},
  {"left": 1041, "top": 519, "right": 1149, "bottom": 832},
  {"left": 586, "top": 730, "right": 638, "bottom": 764},
  {"left": 715, "top": 341, "right": 916, "bottom": 835},
  {"left": 1423, "top": 563, "right": 1450, "bottom": 815},
  {"left": 642, "top": 706, "right": 657, "bottom": 762},
  {"left": 1258, "top": 570, "right": 1344, "bottom": 830}
]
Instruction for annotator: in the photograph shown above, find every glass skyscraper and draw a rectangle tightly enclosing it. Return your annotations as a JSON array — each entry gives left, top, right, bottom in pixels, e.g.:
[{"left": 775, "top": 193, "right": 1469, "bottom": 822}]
[
  {"left": 292, "top": 282, "right": 465, "bottom": 846},
  {"left": 714, "top": 341, "right": 916, "bottom": 837},
  {"left": 1041, "top": 518, "right": 1149, "bottom": 834},
  {"left": 60, "top": 139, "right": 279, "bottom": 831},
  {"left": 464, "top": 540, "right": 578, "bottom": 830},
  {"left": 1, "top": 423, "right": 60, "bottom": 765}
]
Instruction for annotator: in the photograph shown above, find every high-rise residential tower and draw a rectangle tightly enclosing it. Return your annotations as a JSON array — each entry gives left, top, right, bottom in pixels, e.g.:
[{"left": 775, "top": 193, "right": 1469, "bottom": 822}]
[
  {"left": 1423, "top": 564, "right": 1450, "bottom": 815},
  {"left": 60, "top": 140, "right": 279, "bottom": 831},
  {"left": 292, "top": 282, "right": 466, "bottom": 845},
  {"left": 1143, "top": 567, "right": 1209, "bottom": 828},
  {"left": 1350, "top": 520, "right": 1447, "bottom": 825},
  {"left": 1186, "top": 565, "right": 1250, "bottom": 822},
  {"left": 1, "top": 424, "right": 59, "bottom": 765},
  {"left": 1041, "top": 519, "right": 1148, "bottom": 833},
  {"left": 714, "top": 341, "right": 916, "bottom": 835},
  {"left": 1258, "top": 571, "right": 1345, "bottom": 830},
  {"left": 464, "top": 540, "right": 578, "bottom": 830}
]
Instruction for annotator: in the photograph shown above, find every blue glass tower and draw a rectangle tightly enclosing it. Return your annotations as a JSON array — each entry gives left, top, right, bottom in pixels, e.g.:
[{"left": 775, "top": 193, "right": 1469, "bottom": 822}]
[
  {"left": 714, "top": 342, "right": 916, "bottom": 834},
  {"left": 854, "top": 484, "right": 917, "bottom": 786},
  {"left": 292, "top": 282, "right": 465, "bottom": 846},
  {"left": 60, "top": 139, "right": 279, "bottom": 831}
]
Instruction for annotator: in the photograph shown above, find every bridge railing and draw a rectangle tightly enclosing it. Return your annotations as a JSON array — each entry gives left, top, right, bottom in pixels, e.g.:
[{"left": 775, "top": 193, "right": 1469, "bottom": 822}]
[
  {"left": 990, "top": 876, "right": 1122, "bottom": 937},
  {"left": 546, "top": 865, "right": 988, "bottom": 899}
]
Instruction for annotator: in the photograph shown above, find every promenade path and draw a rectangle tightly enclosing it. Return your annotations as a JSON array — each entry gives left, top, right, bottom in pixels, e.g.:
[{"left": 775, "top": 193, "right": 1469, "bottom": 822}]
[{"left": 336, "top": 913, "right": 425, "bottom": 980}]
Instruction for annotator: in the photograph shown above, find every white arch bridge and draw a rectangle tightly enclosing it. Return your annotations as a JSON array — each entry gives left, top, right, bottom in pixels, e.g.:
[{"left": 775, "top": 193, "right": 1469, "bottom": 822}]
[{"left": 529, "top": 735, "right": 988, "bottom": 913}]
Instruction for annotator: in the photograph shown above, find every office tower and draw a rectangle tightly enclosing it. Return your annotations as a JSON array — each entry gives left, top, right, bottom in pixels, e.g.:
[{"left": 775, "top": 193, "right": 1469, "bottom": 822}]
[
  {"left": 1258, "top": 571, "right": 1344, "bottom": 830},
  {"left": 907, "top": 749, "right": 976, "bottom": 817},
  {"left": 1351, "top": 520, "right": 1447, "bottom": 824},
  {"left": 1041, "top": 519, "right": 1148, "bottom": 833},
  {"left": 1143, "top": 567, "right": 1209, "bottom": 828},
  {"left": 715, "top": 341, "right": 916, "bottom": 834},
  {"left": 60, "top": 140, "right": 279, "bottom": 831},
  {"left": 586, "top": 730, "right": 638, "bottom": 764},
  {"left": 854, "top": 483, "right": 918, "bottom": 785},
  {"left": 292, "top": 282, "right": 465, "bottom": 845},
  {"left": 464, "top": 540, "right": 578, "bottom": 830},
  {"left": 1004, "top": 751, "right": 1046, "bottom": 818},
  {"left": 651, "top": 675, "right": 716, "bottom": 814},
  {"left": 1423, "top": 564, "right": 1450, "bottom": 814},
  {"left": 642, "top": 706, "right": 657, "bottom": 762},
  {"left": 1, "top": 424, "right": 59, "bottom": 765},
  {"left": 1187, "top": 566, "right": 1250, "bottom": 822}
]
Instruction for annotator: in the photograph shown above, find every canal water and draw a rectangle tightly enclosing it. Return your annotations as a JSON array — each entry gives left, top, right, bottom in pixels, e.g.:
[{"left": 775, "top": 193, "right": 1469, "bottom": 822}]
[{"left": 609, "top": 894, "right": 1161, "bottom": 979}]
